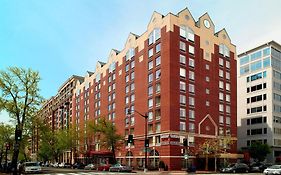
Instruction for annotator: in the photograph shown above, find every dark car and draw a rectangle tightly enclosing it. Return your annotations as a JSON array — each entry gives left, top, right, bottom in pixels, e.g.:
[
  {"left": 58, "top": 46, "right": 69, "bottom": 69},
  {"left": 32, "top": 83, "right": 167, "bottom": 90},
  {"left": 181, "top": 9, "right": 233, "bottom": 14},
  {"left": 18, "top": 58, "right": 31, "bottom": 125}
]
[
  {"left": 220, "top": 163, "right": 249, "bottom": 173},
  {"left": 73, "top": 162, "right": 85, "bottom": 169},
  {"left": 109, "top": 163, "right": 132, "bottom": 172},
  {"left": 97, "top": 163, "right": 110, "bottom": 171},
  {"left": 250, "top": 162, "right": 272, "bottom": 172}
]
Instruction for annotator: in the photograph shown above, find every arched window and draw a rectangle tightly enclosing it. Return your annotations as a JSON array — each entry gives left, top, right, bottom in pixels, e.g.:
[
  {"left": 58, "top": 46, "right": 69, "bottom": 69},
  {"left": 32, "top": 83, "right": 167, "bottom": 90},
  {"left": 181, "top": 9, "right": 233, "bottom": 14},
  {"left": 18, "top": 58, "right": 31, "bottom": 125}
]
[
  {"left": 149, "top": 149, "right": 160, "bottom": 157},
  {"left": 219, "top": 44, "right": 230, "bottom": 57},
  {"left": 126, "top": 151, "right": 133, "bottom": 157},
  {"left": 148, "top": 28, "right": 161, "bottom": 45},
  {"left": 180, "top": 25, "right": 194, "bottom": 42}
]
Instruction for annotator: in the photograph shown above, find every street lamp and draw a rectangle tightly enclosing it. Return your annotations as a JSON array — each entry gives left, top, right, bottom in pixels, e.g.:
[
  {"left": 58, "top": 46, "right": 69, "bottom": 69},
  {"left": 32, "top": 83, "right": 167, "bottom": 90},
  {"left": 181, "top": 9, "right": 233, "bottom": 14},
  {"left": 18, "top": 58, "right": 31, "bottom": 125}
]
[{"left": 127, "top": 109, "right": 148, "bottom": 172}]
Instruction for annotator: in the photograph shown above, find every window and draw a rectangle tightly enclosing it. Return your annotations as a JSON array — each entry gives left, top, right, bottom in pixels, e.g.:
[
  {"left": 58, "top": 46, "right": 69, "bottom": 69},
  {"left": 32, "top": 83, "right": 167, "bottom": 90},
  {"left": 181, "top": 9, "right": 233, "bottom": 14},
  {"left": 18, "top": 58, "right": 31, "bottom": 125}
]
[
  {"left": 189, "top": 97, "right": 195, "bottom": 106},
  {"left": 189, "top": 45, "right": 195, "bottom": 55},
  {"left": 263, "top": 47, "right": 270, "bottom": 56},
  {"left": 148, "top": 86, "right": 153, "bottom": 96},
  {"left": 126, "top": 75, "right": 130, "bottom": 83},
  {"left": 219, "top": 104, "right": 224, "bottom": 112},
  {"left": 156, "top": 83, "right": 161, "bottom": 93},
  {"left": 226, "top": 60, "right": 230, "bottom": 69},
  {"left": 189, "top": 123, "right": 195, "bottom": 132},
  {"left": 156, "top": 56, "right": 161, "bottom": 66},
  {"left": 189, "top": 109, "right": 195, "bottom": 120},
  {"left": 130, "top": 116, "right": 135, "bottom": 126},
  {"left": 130, "top": 83, "right": 135, "bottom": 91},
  {"left": 189, "top": 84, "right": 195, "bottom": 93},
  {"left": 180, "top": 94, "right": 186, "bottom": 105},
  {"left": 131, "top": 94, "right": 135, "bottom": 103},
  {"left": 180, "top": 81, "right": 186, "bottom": 91},
  {"left": 156, "top": 43, "right": 161, "bottom": 53},
  {"left": 148, "top": 61, "right": 153, "bottom": 70},
  {"left": 226, "top": 94, "right": 230, "bottom": 102},
  {"left": 148, "top": 73, "right": 153, "bottom": 83},
  {"left": 226, "top": 116, "right": 230, "bottom": 125},
  {"left": 180, "top": 68, "right": 186, "bottom": 78},
  {"left": 189, "top": 71, "right": 195, "bottom": 80},
  {"left": 219, "top": 44, "right": 230, "bottom": 57},
  {"left": 240, "top": 55, "right": 249, "bottom": 65},
  {"left": 251, "top": 61, "right": 262, "bottom": 72},
  {"left": 126, "top": 48, "right": 135, "bottom": 61},
  {"left": 148, "top": 99, "right": 153, "bottom": 108},
  {"left": 263, "top": 57, "right": 271, "bottom": 68},
  {"left": 180, "top": 54, "right": 186, "bottom": 64},
  {"left": 148, "top": 48, "right": 153, "bottom": 58},
  {"left": 226, "top": 72, "right": 230, "bottom": 80},
  {"left": 148, "top": 28, "right": 161, "bottom": 45},
  {"left": 131, "top": 60, "right": 135, "bottom": 69},
  {"left": 226, "top": 105, "right": 230, "bottom": 114},
  {"left": 226, "top": 83, "right": 230, "bottom": 91},
  {"left": 250, "top": 51, "right": 262, "bottom": 61},
  {"left": 180, "top": 108, "right": 186, "bottom": 119},
  {"left": 155, "top": 69, "right": 161, "bottom": 80},
  {"left": 180, "top": 41, "right": 186, "bottom": 51},
  {"left": 131, "top": 72, "right": 135, "bottom": 80},
  {"left": 206, "top": 64, "right": 209, "bottom": 70},
  {"left": 180, "top": 26, "right": 194, "bottom": 42},
  {"left": 219, "top": 81, "right": 224, "bottom": 89},
  {"left": 148, "top": 111, "right": 153, "bottom": 121},
  {"left": 206, "top": 88, "right": 210, "bottom": 94},
  {"left": 219, "top": 69, "right": 224, "bottom": 78},
  {"left": 219, "top": 92, "right": 224, "bottom": 101},
  {"left": 155, "top": 123, "right": 161, "bottom": 133},
  {"left": 206, "top": 101, "right": 210, "bottom": 106},
  {"left": 189, "top": 58, "right": 194, "bottom": 67},
  {"left": 219, "top": 115, "right": 224, "bottom": 124},
  {"left": 206, "top": 76, "right": 210, "bottom": 82},
  {"left": 125, "top": 64, "right": 129, "bottom": 72},
  {"left": 219, "top": 58, "right": 224, "bottom": 66},
  {"left": 125, "top": 96, "right": 129, "bottom": 104},
  {"left": 180, "top": 121, "right": 186, "bottom": 131}
]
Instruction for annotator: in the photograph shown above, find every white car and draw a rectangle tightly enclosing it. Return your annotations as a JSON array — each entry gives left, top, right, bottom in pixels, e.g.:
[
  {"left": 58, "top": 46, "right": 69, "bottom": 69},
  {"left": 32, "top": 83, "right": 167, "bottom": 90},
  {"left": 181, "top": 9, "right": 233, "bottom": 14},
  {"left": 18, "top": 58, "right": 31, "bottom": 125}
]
[
  {"left": 264, "top": 165, "right": 281, "bottom": 175},
  {"left": 23, "top": 162, "right": 42, "bottom": 173}
]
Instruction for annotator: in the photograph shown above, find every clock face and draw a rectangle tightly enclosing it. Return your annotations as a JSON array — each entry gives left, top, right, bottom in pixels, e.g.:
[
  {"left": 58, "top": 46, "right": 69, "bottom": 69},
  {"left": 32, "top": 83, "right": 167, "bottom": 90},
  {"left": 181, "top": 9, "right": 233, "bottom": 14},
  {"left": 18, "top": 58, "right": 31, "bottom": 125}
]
[{"left": 204, "top": 19, "right": 210, "bottom": 28}]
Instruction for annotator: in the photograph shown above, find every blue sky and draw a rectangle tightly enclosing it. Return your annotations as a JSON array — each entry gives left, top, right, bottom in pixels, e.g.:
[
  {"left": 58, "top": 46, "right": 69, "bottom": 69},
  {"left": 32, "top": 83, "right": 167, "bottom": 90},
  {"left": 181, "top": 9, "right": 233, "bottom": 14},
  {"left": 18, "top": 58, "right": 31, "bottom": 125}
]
[{"left": 0, "top": 0, "right": 281, "bottom": 123}]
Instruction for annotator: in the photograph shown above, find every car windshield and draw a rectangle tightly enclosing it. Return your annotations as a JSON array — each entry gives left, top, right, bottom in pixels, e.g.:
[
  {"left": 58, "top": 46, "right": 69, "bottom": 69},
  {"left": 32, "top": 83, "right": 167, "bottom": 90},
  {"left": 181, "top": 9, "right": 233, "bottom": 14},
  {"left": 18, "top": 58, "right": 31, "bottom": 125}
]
[
  {"left": 269, "top": 165, "right": 281, "bottom": 169},
  {"left": 25, "top": 162, "right": 39, "bottom": 166}
]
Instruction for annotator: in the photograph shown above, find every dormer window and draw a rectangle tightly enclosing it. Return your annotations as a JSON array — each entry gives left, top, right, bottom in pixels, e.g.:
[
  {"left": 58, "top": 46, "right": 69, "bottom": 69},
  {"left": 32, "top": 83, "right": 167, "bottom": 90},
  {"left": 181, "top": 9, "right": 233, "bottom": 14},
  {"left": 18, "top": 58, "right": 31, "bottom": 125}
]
[
  {"left": 109, "top": 61, "right": 116, "bottom": 73},
  {"left": 219, "top": 44, "right": 230, "bottom": 58},
  {"left": 126, "top": 48, "right": 135, "bottom": 61},
  {"left": 148, "top": 28, "right": 161, "bottom": 45},
  {"left": 179, "top": 25, "right": 194, "bottom": 42}
]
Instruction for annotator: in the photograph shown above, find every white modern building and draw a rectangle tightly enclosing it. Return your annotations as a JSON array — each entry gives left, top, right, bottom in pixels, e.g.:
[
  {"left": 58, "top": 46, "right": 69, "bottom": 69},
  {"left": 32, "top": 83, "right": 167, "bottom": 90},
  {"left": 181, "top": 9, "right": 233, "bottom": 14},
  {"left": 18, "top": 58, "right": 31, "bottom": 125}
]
[{"left": 237, "top": 41, "right": 281, "bottom": 163}]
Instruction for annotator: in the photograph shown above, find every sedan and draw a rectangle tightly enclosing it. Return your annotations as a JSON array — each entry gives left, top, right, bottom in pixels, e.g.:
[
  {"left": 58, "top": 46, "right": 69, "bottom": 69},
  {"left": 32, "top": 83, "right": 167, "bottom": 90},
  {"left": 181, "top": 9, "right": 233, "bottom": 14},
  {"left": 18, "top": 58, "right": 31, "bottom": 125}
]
[
  {"left": 84, "top": 163, "right": 95, "bottom": 170},
  {"left": 22, "top": 162, "right": 42, "bottom": 174},
  {"left": 264, "top": 165, "right": 281, "bottom": 175},
  {"left": 97, "top": 163, "right": 110, "bottom": 171},
  {"left": 109, "top": 163, "right": 132, "bottom": 172},
  {"left": 220, "top": 163, "right": 249, "bottom": 173}
]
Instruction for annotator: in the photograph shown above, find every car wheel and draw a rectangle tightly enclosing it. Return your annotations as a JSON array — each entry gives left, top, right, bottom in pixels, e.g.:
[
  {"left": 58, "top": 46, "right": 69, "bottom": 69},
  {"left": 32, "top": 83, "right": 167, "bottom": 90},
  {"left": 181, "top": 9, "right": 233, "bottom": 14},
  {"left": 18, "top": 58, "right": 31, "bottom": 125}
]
[
  {"left": 232, "top": 170, "right": 236, "bottom": 173},
  {"left": 245, "top": 169, "right": 249, "bottom": 173}
]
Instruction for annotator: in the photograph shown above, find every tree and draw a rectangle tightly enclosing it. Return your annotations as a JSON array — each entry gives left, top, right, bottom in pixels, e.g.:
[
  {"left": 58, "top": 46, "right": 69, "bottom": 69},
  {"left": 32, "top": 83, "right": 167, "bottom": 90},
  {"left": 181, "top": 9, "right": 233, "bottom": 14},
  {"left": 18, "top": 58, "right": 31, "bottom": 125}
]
[
  {"left": 0, "top": 123, "right": 14, "bottom": 169},
  {"left": 249, "top": 142, "right": 271, "bottom": 162},
  {"left": 0, "top": 67, "right": 42, "bottom": 174},
  {"left": 89, "top": 117, "right": 124, "bottom": 164},
  {"left": 198, "top": 136, "right": 234, "bottom": 171}
]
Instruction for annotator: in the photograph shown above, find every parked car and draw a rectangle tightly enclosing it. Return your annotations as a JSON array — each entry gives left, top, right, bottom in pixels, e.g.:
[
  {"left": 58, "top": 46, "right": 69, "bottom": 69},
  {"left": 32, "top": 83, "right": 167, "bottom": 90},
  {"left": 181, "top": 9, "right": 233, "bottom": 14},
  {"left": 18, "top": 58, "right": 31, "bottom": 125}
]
[
  {"left": 97, "top": 163, "right": 110, "bottom": 171},
  {"left": 250, "top": 162, "right": 272, "bottom": 172},
  {"left": 22, "top": 162, "right": 42, "bottom": 174},
  {"left": 73, "top": 162, "right": 85, "bottom": 169},
  {"left": 52, "top": 162, "right": 59, "bottom": 168},
  {"left": 84, "top": 163, "right": 95, "bottom": 170},
  {"left": 58, "top": 162, "right": 65, "bottom": 168},
  {"left": 264, "top": 165, "right": 281, "bottom": 175},
  {"left": 220, "top": 163, "right": 249, "bottom": 173},
  {"left": 109, "top": 163, "right": 132, "bottom": 172}
]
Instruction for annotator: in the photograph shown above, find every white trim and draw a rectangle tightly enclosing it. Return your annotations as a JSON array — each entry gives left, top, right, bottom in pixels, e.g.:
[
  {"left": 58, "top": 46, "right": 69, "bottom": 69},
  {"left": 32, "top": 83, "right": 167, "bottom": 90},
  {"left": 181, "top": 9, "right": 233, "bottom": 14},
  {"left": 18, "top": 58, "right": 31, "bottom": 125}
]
[{"left": 198, "top": 114, "right": 218, "bottom": 136}]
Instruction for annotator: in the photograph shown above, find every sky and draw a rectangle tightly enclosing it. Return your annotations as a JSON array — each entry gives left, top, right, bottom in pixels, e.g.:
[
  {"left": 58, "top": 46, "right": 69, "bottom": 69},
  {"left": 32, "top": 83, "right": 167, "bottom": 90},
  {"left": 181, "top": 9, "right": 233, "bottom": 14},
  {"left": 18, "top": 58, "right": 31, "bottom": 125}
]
[{"left": 0, "top": 0, "right": 281, "bottom": 123}]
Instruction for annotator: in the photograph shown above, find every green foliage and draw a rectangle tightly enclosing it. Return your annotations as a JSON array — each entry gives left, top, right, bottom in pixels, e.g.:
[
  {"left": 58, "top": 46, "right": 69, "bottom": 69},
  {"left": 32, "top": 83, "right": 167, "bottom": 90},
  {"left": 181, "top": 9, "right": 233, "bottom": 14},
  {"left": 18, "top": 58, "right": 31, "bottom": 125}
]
[
  {"left": 89, "top": 117, "right": 124, "bottom": 163},
  {"left": 249, "top": 142, "right": 271, "bottom": 162}
]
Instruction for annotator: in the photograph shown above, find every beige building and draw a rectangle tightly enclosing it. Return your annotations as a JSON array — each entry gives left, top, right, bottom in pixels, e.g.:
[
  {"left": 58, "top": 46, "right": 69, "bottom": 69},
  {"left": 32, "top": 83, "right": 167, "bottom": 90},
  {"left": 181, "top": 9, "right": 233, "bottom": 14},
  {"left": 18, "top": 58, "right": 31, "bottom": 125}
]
[{"left": 238, "top": 41, "right": 281, "bottom": 163}]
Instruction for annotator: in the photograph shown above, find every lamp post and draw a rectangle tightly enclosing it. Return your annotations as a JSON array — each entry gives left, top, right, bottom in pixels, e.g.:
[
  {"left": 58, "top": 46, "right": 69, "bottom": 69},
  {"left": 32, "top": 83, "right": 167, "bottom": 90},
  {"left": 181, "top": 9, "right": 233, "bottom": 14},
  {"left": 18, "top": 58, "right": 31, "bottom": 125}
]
[{"left": 127, "top": 109, "right": 148, "bottom": 172}]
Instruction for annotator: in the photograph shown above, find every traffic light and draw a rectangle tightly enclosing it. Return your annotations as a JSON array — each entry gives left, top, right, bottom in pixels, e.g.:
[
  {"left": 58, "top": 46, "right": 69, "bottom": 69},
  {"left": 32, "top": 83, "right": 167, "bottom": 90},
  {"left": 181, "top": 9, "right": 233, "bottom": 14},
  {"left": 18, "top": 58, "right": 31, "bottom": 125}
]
[
  {"left": 183, "top": 138, "right": 188, "bottom": 147},
  {"left": 15, "top": 129, "right": 22, "bottom": 141},
  {"left": 128, "top": 134, "right": 134, "bottom": 144},
  {"left": 145, "top": 139, "right": 149, "bottom": 147}
]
